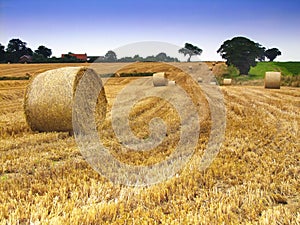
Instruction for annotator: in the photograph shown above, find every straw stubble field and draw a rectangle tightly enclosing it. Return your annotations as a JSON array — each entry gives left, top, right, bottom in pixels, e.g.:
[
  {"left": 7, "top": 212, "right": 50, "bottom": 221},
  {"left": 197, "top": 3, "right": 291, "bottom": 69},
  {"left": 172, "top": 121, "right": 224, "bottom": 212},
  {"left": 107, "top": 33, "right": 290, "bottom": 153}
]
[{"left": 0, "top": 63, "right": 299, "bottom": 224}]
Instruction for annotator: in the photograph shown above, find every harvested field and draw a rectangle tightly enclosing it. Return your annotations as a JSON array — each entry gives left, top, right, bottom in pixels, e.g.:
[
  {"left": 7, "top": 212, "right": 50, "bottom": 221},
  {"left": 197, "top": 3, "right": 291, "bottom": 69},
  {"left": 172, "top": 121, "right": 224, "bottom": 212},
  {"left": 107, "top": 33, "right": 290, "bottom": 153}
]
[{"left": 0, "top": 63, "right": 299, "bottom": 224}]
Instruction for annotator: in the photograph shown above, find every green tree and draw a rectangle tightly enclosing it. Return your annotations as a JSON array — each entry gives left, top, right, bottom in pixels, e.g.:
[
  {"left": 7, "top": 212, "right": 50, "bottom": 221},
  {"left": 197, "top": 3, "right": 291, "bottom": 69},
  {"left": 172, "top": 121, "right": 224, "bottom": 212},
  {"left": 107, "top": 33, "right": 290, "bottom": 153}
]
[
  {"left": 217, "top": 37, "right": 265, "bottom": 75},
  {"left": 32, "top": 53, "right": 46, "bottom": 63},
  {"left": 6, "top": 38, "right": 33, "bottom": 63},
  {"left": 104, "top": 50, "right": 117, "bottom": 62},
  {"left": 0, "top": 43, "right": 6, "bottom": 62},
  {"left": 156, "top": 52, "right": 168, "bottom": 61},
  {"left": 265, "top": 48, "right": 281, "bottom": 61},
  {"left": 35, "top": 45, "right": 52, "bottom": 58},
  {"left": 178, "top": 43, "right": 202, "bottom": 62}
]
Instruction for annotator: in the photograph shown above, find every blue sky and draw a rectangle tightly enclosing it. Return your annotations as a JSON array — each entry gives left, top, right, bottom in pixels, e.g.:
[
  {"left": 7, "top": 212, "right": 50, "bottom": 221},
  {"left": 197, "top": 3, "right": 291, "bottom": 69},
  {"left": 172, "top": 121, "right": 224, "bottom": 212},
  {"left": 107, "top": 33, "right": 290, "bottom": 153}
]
[{"left": 0, "top": 0, "right": 300, "bottom": 61}]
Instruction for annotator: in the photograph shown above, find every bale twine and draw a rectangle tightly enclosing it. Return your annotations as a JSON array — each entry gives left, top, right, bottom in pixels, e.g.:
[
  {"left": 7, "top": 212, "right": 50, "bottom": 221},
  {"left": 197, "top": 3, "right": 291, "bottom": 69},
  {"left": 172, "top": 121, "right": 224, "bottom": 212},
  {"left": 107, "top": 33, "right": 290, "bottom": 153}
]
[
  {"left": 24, "top": 67, "right": 107, "bottom": 132},
  {"left": 168, "top": 80, "right": 176, "bottom": 86},
  {"left": 153, "top": 72, "right": 168, "bottom": 86},
  {"left": 223, "top": 78, "right": 232, "bottom": 85},
  {"left": 265, "top": 72, "right": 281, "bottom": 89}
]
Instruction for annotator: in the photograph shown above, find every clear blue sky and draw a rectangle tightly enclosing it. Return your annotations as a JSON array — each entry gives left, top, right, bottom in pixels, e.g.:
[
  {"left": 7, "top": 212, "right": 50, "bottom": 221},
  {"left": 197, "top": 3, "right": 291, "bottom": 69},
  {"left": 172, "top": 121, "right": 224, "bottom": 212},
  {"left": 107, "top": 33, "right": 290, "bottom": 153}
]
[{"left": 1, "top": 0, "right": 300, "bottom": 61}]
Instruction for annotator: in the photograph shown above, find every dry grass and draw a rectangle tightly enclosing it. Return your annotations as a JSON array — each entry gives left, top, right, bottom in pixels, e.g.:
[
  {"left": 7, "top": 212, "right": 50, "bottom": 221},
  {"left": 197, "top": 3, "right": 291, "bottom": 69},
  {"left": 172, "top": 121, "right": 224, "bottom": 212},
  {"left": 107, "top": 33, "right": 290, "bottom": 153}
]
[{"left": 0, "top": 63, "right": 299, "bottom": 224}]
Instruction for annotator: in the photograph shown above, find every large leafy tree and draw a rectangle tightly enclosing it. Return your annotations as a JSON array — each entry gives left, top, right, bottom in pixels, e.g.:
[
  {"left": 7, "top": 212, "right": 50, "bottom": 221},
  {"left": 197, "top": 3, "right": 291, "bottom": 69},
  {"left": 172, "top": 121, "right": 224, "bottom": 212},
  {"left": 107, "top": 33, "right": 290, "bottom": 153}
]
[
  {"left": 179, "top": 43, "right": 202, "bottom": 62},
  {"left": 265, "top": 48, "right": 281, "bottom": 61},
  {"left": 217, "top": 37, "right": 265, "bottom": 75},
  {"left": 35, "top": 45, "right": 52, "bottom": 58},
  {"left": 6, "top": 38, "right": 33, "bottom": 63},
  {"left": 104, "top": 50, "right": 117, "bottom": 62}
]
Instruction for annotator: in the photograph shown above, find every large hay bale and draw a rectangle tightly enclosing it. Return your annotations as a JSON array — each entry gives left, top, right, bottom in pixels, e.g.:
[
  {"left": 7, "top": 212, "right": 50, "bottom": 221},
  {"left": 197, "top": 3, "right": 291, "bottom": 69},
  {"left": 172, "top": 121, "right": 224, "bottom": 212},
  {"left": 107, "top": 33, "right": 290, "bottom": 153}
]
[
  {"left": 153, "top": 72, "right": 168, "bottom": 86},
  {"left": 223, "top": 78, "right": 232, "bottom": 85},
  {"left": 198, "top": 77, "right": 203, "bottom": 83},
  {"left": 24, "top": 67, "right": 107, "bottom": 132},
  {"left": 265, "top": 72, "right": 281, "bottom": 89}
]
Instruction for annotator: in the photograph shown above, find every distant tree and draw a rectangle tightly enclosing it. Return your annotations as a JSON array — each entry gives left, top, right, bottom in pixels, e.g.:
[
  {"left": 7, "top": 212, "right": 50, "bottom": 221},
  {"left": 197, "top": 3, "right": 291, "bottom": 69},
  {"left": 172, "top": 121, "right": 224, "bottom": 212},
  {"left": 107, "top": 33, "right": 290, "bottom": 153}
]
[
  {"left": 35, "top": 45, "right": 52, "bottom": 58},
  {"left": 178, "top": 43, "right": 202, "bottom": 62},
  {"left": 144, "top": 55, "right": 157, "bottom": 62},
  {"left": 217, "top": 36, "right": 265, "bottom": 75},
  {"left": 104, "top": 50, "right": 117, "bottom": 62},
  {"left": 118, "top": 56, "right": 134, "bottom": 62},
  {"left": 156, "top": 52, "right": 168, "bottom": 61},
  {"left": 32, "top": 53, "right": 46, "bottom": 63},
  {"left": 0, "top": 43, "right": 6, "bottom": 62},
  {"left": 6, "top": 38, "right": 33, "bottom": 63},
  {"left": 265, "top": 48, "right": 281, "bottom": 61},
  {"left": 133, "top": 54, "right": 143, "bottom": 61},
  {"left": 118, "top": 53, "right": 179, "bottom": 62}
]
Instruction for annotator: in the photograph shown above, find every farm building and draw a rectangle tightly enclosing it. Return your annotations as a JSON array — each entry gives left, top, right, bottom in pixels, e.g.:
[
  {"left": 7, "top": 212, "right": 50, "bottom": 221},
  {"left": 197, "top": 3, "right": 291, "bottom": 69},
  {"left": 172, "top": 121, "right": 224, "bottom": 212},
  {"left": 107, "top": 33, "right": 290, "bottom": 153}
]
[{"left": 61, "top": 53, "right": 87, "bottom": 61}]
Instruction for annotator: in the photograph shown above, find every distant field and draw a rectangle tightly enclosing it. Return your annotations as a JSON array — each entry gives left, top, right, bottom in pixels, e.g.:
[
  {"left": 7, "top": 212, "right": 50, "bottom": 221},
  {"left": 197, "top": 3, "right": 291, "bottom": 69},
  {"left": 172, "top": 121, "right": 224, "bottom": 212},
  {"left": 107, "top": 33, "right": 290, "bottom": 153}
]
[
  {"left": 249, "top": 62, "right": 300, "bottom": 78},
  {"left": 211, "top": 62, "right": 300, "bottom": 86},
  {"left": 0, "top": 63, "right": 91, "bottom": 78}
]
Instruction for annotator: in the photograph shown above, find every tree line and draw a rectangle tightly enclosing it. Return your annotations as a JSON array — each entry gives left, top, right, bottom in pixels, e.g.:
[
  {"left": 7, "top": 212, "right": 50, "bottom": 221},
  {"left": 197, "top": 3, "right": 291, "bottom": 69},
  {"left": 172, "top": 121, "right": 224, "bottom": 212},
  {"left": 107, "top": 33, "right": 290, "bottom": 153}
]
[
  {"left": 0, "top": 39, "right": 179, "bottom": 63},
  {"left": 103, "top": 50, "right": 179, "bottom": 62},
  {"left": 0, "top": 39, "right": 84, "bottom": 63},
  {"left": 0, "top": 37, "right": 282, "bottom": 75},
  {"left": 0, "top": 39, "right": 54, "bottom": 63},
  {"left": 178, "top": 37, "right": 281, "bottom": 74}
]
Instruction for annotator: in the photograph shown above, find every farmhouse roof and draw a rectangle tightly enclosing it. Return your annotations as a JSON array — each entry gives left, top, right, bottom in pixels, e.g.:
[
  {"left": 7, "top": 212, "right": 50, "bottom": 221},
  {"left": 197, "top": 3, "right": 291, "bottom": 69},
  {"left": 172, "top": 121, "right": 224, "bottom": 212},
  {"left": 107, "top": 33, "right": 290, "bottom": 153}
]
[{"left": 61, "top": 53, "right": 87, "bottom": 61}]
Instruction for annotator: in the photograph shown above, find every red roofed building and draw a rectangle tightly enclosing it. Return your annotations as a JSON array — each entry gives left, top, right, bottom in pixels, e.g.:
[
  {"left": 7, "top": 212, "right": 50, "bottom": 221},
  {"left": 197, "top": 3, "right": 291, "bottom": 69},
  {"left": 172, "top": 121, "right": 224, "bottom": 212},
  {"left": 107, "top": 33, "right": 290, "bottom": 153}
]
[{"left": 61, "top": 53, "right": 87, "bottom": 61}]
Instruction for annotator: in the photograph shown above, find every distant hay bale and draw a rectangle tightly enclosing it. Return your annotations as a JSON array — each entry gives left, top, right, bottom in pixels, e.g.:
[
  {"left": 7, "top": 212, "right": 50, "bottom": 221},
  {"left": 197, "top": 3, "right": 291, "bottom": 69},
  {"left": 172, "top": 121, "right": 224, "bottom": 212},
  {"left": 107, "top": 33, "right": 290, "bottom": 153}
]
[
  {"left": 168, "top": 80, "right": 176, "bottom": 86},
  {"left": 265, "top": 72, "right": 281, "bottom": 89},
  {"left": 223, "top": 78, "right": 232, "bottom": 85},
  {"left": 198, "top": 77, "right": 203, "bottom": 83},
  {"left": 153, "top": 72, "right": 168, "bottom": 86},
  {"left": 208, "top": 66, "right": 213, "bottom": 71},
  {"left": 24, "top": 67, "right": 107, "bottom": 132},
  {"left": 188, "top": 66, "right": 193, "bottom": 70}
]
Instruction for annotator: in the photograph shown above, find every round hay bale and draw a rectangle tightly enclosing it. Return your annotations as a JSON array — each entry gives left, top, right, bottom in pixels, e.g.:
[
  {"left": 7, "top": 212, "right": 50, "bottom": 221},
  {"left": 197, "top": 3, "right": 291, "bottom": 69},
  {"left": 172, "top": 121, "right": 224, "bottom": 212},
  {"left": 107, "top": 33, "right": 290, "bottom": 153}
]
[
  {"left": 168, "top": 80, "right": 176, "bottom": 86},
  {"left": 208, "top": 66, "right": 213, "bottom": 71},
  {"left": 198, "top": 77, "right": 203, "bottom": 83},
  {"left": 223, "top": 78, "right": 232, "bottom": 85},
  {"left": 24, "top": 67, "right": 107, "bottom": 132},
  {"left": 265, "top": 72, "right": 281, "bottom": 89},
  {"left": 153, "top": 72, "right": 168, "bottom": 86},
  {"left": 188, "top": 66, "right": 193, "bottom": 70}
]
